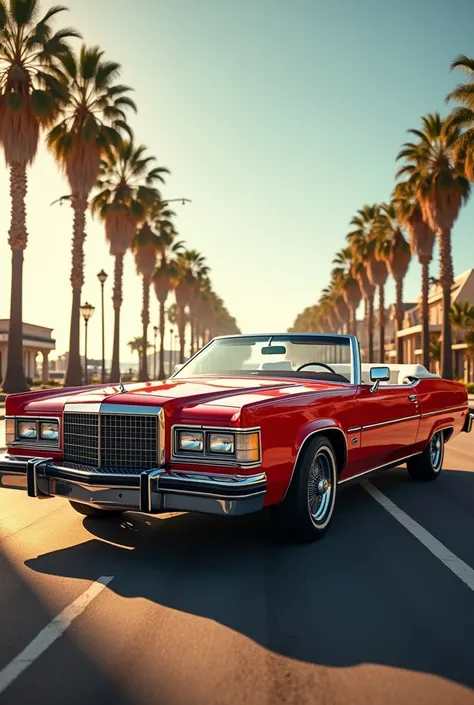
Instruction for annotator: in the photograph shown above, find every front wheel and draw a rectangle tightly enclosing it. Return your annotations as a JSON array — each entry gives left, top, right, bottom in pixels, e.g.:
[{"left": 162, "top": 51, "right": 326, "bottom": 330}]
[
  {"left": 272, "top": 435, "right": 338, "bottom": 543},
  {"left": 406, "top": 431, "right": 444, "bottom": 481},
  {"left": 69, "top": 501, "right": 124, "bottom": 518}
]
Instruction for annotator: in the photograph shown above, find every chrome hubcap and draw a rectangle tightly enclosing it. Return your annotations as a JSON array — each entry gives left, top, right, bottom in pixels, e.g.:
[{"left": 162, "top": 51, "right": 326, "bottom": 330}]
[
  {"left": 308, "top": 450, "right": 333, "bottom": 522},
  {"left": 430, "top": 432, "right": 443, "bottom": 470},
  {"left": 318, "top": 478, "right": 330, "bottom": 494}
]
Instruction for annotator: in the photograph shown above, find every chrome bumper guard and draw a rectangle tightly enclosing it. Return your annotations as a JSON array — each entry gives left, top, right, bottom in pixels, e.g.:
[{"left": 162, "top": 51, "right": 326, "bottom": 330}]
[
  {"left": 0, "top": 454, "right": 267, "bottom": 517},
  {"left": 462, "top": 413, "right": 473, "bottom": 434}
]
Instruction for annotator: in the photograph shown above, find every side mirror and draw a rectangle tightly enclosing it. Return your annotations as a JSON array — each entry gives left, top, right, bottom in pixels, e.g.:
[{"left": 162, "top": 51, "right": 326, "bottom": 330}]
[
  {"left": 173, "top": 363, "right": 184, "bottom": 373},
  {"left": 369, "top": 366, "right": 390, "bottom": 393}
]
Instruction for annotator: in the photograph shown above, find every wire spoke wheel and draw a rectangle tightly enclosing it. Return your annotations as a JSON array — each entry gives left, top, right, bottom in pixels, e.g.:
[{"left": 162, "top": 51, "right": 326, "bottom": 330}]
[
  {"left": 430, "top": 432, "right": 443, "bottom": 471},
  {"left": 307, "top": 447, "right": 334, "bottom": 525}
]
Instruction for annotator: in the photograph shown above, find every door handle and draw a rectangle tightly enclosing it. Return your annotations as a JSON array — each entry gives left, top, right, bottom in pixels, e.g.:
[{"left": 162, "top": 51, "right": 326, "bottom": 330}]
[{"left": 408, "top": 394, "right": 417, "bottom": 402}]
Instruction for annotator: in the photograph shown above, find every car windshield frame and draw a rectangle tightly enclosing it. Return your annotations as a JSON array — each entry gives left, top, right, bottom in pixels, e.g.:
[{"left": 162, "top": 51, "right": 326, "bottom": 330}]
[{"left": 171, "top": 333, "right": 362, "bottom": 385}]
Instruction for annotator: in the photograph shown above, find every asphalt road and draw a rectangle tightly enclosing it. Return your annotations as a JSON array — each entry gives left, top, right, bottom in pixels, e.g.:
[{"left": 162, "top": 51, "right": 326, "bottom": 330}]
[{"left": 0, "top": 432, "right": 474, "bottom": 705}]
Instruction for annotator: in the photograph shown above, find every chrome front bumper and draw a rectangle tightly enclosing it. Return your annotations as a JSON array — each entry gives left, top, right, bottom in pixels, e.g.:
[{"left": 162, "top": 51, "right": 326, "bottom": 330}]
[{"left": 0, "top": 454, "right": 267, "bottom": 517}]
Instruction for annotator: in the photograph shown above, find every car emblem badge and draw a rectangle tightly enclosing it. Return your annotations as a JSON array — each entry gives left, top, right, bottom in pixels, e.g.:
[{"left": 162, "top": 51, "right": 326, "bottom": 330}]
[{"left": 118, "top": 376, "right": 126, "bottom": 394}]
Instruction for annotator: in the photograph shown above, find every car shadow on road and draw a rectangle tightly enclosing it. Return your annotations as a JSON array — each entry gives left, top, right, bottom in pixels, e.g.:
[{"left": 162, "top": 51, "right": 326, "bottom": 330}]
[{"left": 24, "top": 471, "right": 474, "bottom": 692}]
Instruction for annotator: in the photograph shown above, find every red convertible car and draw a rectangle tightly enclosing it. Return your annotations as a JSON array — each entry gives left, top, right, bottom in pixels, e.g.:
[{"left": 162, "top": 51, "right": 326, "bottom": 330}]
[{"left": 0, "top": 333, "right": 472, "bottom": 542}]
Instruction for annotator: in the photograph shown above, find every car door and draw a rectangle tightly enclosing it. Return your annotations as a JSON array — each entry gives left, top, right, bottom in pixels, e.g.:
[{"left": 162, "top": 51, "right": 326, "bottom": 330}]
[{"left": 350, "top": 382, "right": 420, "bottom": 474}]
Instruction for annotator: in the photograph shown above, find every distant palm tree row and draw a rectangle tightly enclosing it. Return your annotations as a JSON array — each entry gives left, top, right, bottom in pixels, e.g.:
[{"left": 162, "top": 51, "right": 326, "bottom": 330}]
[
  {"left": 0, "top": 0, "right": 238, "bottom": 392},
  {"left": 290, "top": 55, "right": 474, "bottom": 380}
]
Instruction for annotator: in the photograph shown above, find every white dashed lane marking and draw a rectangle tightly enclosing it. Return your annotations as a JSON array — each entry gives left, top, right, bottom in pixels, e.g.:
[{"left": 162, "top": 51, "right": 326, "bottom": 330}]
[
  {"left": 0, "top": 576, "right": 114, "bottom": 696},
  {"left": 363, "top": 480, "right": 474, "bottom": 592}
]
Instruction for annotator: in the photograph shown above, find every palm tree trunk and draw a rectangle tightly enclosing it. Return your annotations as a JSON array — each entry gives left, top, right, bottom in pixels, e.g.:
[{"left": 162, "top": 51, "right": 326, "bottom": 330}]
[
  {"left": 158, "top": 300, "right": 166, "bottom": 379},
  {"left": 178, "top": 304, "right": 186, "bottom": 364},
  {"left": 395, "top": 279, "right": 404, "bottom": 364},
  {"left": 190, "top": 314, "right": 196, "bottom": 356},
  {"left": 350, "top": 307, "right": 357, "bottom": 337},
  {"left": 139, "top": 275, "right": 150, "bottom": 382},
  {"left": 110, "top": 253, "right": 124, "bottom": 382},
  {"left": 2, "top": 163, "right": 29, "bottom": 393},
  {"left": 379, "top": 285, "right": 385, "bottom": 363},
  {"left": 439, "top": 228, "right": 454, "bottom": 379},
  {"left": 65, "top": 196, "right": 88, "bottom": 387},
  {"left": 367, "top": 294, "right": 374, "bottom": 362},
  {"left": 420, "top": 256, "right": 430, "bottom": 370}
]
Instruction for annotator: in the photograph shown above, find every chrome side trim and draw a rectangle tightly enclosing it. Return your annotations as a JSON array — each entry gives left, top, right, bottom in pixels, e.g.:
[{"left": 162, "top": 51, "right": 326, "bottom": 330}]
[
  {"left": 420, "top": 405, "right": 468, "bottom": 418},
  {"left": 362, "top": 414, "right": 421, "bottom": 430},
  {"left": 282, "top": 426, "right": 348, "bottom": 501},
  {"left": 339, "top": 424, "right": 456, "bottom": 485},
  {"left": 338, "top": 451, "right": 420, "bottom": 485},
  {"left": 347, "top": 426, "right": 362, "bottom": 433}
]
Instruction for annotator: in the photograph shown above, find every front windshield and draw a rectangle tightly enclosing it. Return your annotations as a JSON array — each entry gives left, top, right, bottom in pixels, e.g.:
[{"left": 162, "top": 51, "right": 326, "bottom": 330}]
[{"left": 173, "top": 335, "right": 354, "bottom": 383}]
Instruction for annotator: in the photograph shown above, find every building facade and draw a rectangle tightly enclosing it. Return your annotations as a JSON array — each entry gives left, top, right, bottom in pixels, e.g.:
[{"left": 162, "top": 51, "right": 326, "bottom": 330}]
[
  {"left": 393, "top": 268, "right": 474, "bottom": 381},
  {"left": 0, "top": 321, "right": 56, "bottom": 384}
]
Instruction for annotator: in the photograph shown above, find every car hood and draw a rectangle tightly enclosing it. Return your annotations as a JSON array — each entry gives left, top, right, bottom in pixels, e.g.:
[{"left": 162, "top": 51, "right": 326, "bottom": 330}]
[{"left": 20, "top": 376, "right": 342, "bottom": 421}]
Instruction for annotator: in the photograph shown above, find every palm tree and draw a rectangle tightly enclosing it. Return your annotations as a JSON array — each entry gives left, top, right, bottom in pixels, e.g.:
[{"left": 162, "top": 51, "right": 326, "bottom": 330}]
[
  {"left": 152, "top": 227, "right": 184, "bottom": 379},
  {"left": 132, "top": 222, "right": 159, "bottom": 381},
  {"left": 375, "top": 202, "right": 411, "bottom": 362},
  {"left": 332, "top": 248, "right": 362, "bottom": 336},
  {"left": 393, "top": 180, "right": 435, "bottom": 369},
  {"left": 47, "top": 45, "right": 135, "bottom": 386},
  {"left": 446, "top": 55, "right": 474, "bottom": 181},
  {"left": 430, "top": 338, "right": 441, "bottom": 370},
  {"left": 396, "top": 113, "right": 470, "bottom": 378},
  {"left": 450, "top": 301, "right": 474, "bottom": 337},
  {"left": 347, "top": 205, "right": 381, "bottom": 361},
  {"left": 0, "top": 1, "right": 79, "bottom": 392},
  {"left": 91, "top": 141, "right": 169, "bottom": 381},
  {"left": 172, "top": 250, "right": 209, "bottom": 362},
  {"left": 128, "top": 336, "right": 151, "bottom": 377}
]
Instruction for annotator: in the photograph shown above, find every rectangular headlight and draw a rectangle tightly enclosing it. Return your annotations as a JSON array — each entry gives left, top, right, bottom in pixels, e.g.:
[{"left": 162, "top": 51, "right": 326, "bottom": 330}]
[
  {"left": 178, "top": 430, "right": 204, "bottom": 452},
  {"left": 17, "top": 420, "right": 38, "bottom": 440},
  {"left": 235, "top": 432, "right": 260, "bottom": 463},
  {"left": 40, "top": 421, "right": 59, "bottom": 442},
  {"left": 208, "top": 433, "right": 234, "bottom": 454},
  {"left": 5, "top": 419, "right": 15, "bottom": 445}
]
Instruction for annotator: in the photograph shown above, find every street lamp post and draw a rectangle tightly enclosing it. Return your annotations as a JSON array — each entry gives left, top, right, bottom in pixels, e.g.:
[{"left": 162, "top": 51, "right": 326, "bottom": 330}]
[
  {"left": 97, "top": 270, "right": 108, "bottom": 383},
  {"left": 80, "top": 302, "right": 95, "bottom": 385},
  {"left": 153, "top": 326, "right": 158, "bottom": 380}
]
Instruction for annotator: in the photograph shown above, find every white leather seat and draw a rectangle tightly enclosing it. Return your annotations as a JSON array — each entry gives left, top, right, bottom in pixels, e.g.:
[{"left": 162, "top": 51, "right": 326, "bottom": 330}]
[
  {"left": 319, "top": 363, "right": 440, "bottom": 385},
  {"left": 260, "top": 361, "right": 294, "bottom": 370}
]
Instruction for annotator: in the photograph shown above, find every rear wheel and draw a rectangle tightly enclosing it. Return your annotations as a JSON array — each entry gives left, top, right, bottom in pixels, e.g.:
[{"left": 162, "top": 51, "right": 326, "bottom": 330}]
[
  {"left": 272, "top": 435, "right": 338, "bottom": 543},
  {"left": 406, "top": 431, "right": 444, "bottom": 481},
  {"left": 69, "top": 501, "right": 124, "bottom": 518}
]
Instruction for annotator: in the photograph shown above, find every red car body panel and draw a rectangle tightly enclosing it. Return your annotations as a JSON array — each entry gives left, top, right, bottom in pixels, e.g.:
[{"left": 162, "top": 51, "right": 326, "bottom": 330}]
[{"left": 4, "top": 373, "right": 470, "bottom": 506}]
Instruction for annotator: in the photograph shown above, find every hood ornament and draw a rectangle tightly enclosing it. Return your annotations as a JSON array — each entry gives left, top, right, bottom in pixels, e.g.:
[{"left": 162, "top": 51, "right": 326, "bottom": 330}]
[{"left": 118, "top": 376, "right": 126, "bottom": 394}]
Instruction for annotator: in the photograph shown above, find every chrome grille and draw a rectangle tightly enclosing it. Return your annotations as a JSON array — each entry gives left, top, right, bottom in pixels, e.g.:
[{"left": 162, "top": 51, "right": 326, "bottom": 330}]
[
  {"left": 63, "top": 412, "right": 159, "bottom": 474},
  {"left": 100, "top": 414, "right": 158, "bottom": 470},
  {"left": 63, "top": 413, "right": 99, "bottom": 466}
]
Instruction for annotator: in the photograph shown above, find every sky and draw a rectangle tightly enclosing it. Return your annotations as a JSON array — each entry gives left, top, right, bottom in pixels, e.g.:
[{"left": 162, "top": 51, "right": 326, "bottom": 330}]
[{"left": 1, "top": 0, "right": 474, "bottom": 365}]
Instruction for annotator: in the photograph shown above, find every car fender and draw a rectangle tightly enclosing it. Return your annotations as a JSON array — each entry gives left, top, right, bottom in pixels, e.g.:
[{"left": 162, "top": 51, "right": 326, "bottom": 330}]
[{"left": 278, "top": 419, "right": 348, "bottom": 502}]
